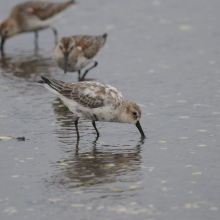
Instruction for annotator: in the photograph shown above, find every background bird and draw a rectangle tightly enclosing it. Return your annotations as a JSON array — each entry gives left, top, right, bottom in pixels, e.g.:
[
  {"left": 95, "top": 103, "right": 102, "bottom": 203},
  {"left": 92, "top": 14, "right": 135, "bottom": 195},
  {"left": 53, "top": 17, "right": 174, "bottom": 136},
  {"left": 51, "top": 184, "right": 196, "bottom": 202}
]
[
  {"left": 38, "top": 76, "right": 146, "bottom": 139},
  {"left": 53, "top": 33, "right": 107, "bottom": 81},
  {"left": 0, "top": 0, "right": 75, "bottom": 51}
]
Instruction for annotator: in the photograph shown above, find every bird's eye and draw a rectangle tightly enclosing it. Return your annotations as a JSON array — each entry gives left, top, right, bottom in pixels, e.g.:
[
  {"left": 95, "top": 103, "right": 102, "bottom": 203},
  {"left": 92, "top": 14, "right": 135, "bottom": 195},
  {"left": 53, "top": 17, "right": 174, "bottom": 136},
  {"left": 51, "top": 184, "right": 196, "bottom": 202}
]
[
  {"left": 70, "top": 46, "right": 74, "bottom": 51},
  {"left": 132, "top": 112, "right": 137, "bottom": 116},
  {"left": 59, "top": 45, "right": 63, "bottom": 50}
]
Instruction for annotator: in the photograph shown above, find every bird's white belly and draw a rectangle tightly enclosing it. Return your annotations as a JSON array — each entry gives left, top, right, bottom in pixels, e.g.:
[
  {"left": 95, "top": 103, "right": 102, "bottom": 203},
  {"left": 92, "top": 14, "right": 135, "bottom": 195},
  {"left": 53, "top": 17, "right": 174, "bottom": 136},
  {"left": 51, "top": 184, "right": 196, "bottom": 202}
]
[
  {"left": 59, "top": 95, "right": 120, "bottom": 122},
  {"left": 24, "top": 14, "right": 61, "bottom": 32},
  {"left": 69, "top": 56, "right": 93, "bottom": 72}
]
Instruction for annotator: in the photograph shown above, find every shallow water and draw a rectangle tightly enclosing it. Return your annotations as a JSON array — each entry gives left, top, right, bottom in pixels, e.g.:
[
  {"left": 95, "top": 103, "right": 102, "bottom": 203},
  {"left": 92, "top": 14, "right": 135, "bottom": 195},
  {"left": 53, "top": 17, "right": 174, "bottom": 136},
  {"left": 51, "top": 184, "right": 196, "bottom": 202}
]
[{"left": 0, "top": 0, "right": 220, "bottom": 219}]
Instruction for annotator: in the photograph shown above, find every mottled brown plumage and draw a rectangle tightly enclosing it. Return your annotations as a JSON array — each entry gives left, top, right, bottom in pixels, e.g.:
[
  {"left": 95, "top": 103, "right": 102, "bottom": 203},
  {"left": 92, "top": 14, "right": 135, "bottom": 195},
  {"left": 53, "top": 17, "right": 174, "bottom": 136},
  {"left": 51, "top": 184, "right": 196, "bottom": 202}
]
[
  {"left": 73, "top": 35, "right": 106, "bottom": 59},
  {"left": 38, "top": 77, "right": 146, "bottom": 139},
  {"left": 0, "top": 1, "right": 75, "bottom": 50},
  {"left": 47, "top": 77, "right": 105, "bottom": 108},
  {"left": 53, "top": 34, "right": 108, "bottom": 80},
  {"left": 20, "top": 1, "right": 73, "bottom": 20}
]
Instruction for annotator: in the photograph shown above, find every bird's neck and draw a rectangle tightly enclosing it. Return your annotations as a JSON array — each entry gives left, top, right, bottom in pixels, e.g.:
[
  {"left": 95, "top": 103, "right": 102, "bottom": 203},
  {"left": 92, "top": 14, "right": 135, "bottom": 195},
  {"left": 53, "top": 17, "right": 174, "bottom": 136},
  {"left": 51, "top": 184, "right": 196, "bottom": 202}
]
[{"left": 116, "top": 100, "right": 132, "bottom": 124}]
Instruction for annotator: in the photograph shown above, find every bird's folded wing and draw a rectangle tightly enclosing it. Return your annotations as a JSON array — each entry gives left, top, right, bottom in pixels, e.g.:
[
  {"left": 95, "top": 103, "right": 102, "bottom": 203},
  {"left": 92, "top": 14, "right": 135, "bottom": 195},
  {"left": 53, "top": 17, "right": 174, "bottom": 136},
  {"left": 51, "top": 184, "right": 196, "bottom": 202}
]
[
  {"left": 74, "top": 35, "right": 103, "bottom": 59},
  {"left": 60, "top": 83, "right": 104, "bottom": 109},
  {"left": 23, "top": 2, "right": 73, "bottom": 20}
]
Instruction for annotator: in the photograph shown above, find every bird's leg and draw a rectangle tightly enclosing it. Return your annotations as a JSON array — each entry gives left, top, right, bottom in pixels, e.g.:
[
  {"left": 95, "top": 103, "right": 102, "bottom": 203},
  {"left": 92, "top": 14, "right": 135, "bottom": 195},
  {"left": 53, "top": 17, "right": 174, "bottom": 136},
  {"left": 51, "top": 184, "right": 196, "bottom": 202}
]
[
  {"left": 92, "top": 136, "right": 99, "bottom": 155},
  {"left": 81, "top": 61, "right": 98, "bottom": 80},
  {"left": 75, "top": 138, "right": 79, "bottom": 154},
  {"left": 92, "top": 120, "right": 100, "bottom": 137},
  {"left": 74, "top": 117, "right": 80, "bottom": 139},
  {"left": 78, "top": 70, "right": 81, "bottom": 81},
  {"left": 1, "top": 49, "right": 5, "bottom": 58},
  {"left": 51, "top": 27, "right": 58, "bottom": 45},
  {"left": 34, "top": 31, "right": 38, "bottom": 49}
]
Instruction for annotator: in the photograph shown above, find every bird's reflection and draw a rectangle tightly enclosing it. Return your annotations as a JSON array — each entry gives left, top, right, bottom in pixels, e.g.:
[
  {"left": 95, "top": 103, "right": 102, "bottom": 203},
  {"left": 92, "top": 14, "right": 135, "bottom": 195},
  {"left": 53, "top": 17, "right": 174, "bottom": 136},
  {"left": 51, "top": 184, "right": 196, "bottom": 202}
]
[
  {"left": 0, "top": 49, "right": 54, "bottom": 81},
  {"left": 75, "top": 135, "right": 99, "bottom": 154},
  {"left": 52, "top": 98, "right": 75, "bottom": 127},
  {"left": 45, "top": 137, "right": 144, "bottom": 189}
]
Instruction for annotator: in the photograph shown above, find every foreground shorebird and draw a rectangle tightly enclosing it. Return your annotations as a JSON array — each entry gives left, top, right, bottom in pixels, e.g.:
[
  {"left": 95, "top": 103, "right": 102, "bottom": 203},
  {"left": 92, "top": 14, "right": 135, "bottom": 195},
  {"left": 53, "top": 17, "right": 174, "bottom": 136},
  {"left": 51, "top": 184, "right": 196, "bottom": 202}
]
[
  {"left": 53, "top": 34, "right": 107, "bottom": 81},
  {"left": 38, "top": 76, "right": 146, "bottom": 139},
  {"left": 0, "top": 0, "right": 75, "bottom": 51}
]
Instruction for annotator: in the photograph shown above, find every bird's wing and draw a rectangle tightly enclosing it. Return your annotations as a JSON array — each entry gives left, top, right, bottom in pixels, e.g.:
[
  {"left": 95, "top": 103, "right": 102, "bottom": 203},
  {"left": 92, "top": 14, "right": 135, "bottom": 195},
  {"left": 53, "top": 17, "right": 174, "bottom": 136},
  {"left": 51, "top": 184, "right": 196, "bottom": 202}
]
[
  {"left": 40, "top": 77, "right": 123, "bottom": 109},
  {"left": 60, "top": 82, "right": 105, "bottom": 108},
  {"left": 73, "top": 35, "right": 106, "bottom": 59},
  {"left": 20, "top": 1, "right": 74, "bottom": 20}
]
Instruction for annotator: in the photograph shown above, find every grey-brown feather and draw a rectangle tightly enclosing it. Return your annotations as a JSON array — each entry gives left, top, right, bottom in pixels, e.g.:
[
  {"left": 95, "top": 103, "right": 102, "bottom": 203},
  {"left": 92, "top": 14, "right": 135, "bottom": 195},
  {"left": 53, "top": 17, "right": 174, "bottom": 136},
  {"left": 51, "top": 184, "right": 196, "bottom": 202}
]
[
  {"left": 45, "top": 77, "right": 104, "bottom": 109},
  {"left": 47, "top": 77, "right": 65, "bottom": 91},
  {"left": 19, "top": 1, "right": 73, "bottom": 20},
  {"left": 72, "top": 92, "right": 104, "bottom": 108},
  {"left": 59, "top": 88, "right": 104, "bottom": 108},
  {"left": 72, "top": 35, "right": 107, "bottom": 59}
]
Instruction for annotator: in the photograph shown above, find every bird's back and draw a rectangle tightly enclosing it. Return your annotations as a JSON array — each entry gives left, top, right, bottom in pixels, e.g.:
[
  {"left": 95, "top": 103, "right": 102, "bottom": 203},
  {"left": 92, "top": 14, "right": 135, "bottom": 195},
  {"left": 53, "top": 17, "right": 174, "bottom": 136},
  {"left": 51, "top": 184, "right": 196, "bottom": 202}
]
[
  {"left": 10, "top": 1, "right": 75, "bottom": 31},
  {"left": 72, "top": 34, "right": 107, "bottom": 59},
  {"left": 39, "top": 77, "right": 123, "bottom": 109},
  {"left": 14, "top": 1, "right": 74, "bottom": 20}
]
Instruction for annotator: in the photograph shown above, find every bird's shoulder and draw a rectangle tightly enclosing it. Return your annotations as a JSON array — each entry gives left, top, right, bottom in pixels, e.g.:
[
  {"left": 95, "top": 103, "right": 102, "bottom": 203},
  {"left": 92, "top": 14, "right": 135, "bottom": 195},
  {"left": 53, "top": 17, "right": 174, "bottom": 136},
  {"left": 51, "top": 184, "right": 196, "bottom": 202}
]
[
  {"left": 73, "top": 35, "right": 95, "bottom": 48},
  {"left": 72, "top": 35, "right": 104, "bottom": 59}
]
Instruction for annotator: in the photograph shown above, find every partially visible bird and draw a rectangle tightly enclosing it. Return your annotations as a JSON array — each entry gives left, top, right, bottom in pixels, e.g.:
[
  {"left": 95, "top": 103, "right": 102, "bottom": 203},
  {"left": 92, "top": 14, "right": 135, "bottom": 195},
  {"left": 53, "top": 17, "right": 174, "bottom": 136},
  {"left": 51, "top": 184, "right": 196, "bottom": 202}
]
[
  {"left": 38, "top": 76, "right": 146, "bottom": 139},
  {"left": 0, "top": 0, "right": 75, "bottom": 51},
  {"left": 53, "top": 33, "right": 107, "bottom": 81}
]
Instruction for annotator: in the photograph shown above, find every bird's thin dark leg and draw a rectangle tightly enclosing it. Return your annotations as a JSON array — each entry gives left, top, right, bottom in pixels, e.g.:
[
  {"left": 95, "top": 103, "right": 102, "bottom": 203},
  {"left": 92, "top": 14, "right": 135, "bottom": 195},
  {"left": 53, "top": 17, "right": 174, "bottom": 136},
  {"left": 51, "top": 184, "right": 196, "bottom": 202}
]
[
  {"left": 1, "top": 49, "right": 5, "bottom": 57},
  {"left": 74, "top": 117, "right": 80, "bottom": 139},
  {"left": 34, "top": 31, "right": 38, "bottom": 49},
  {"left": 78, "top": 70, "right": 81, "bottom": 81},
  {"left": 75, "top": 138, "right": 79, "bottom": 154},
  {"left": 92, "top": 136, "right": 99, "bottom": 155},
  {"left": 51, "top": 27, "right": 58, "bottom": 45},
  {"left": 81, "top": 61, "right": 98, "bottom": 80},
  {"left": 92, "top": 120, "right": 100, "bottom": 137}
]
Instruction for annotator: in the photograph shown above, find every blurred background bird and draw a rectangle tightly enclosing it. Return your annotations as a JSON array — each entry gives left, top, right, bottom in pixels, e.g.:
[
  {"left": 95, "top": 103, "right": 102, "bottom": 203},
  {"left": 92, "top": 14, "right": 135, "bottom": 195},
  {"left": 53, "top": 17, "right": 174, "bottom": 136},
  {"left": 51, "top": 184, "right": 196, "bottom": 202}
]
[
  {"left": 0, "top": 0, "right": 76, "bottom": 52},
  {"left": 53, "top": 33, "right": 107, "bottom": 81}
]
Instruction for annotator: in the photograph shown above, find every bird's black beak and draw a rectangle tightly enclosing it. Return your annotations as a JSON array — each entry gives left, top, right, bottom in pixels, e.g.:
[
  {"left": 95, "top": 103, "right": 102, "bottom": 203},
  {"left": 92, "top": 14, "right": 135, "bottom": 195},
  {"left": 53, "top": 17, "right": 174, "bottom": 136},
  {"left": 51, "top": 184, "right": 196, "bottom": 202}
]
[
  {"left": 63, "top": 52, "right": 69, "bottom": 74},
  {"left": 136, "top": 121, "right": 146, "bottom": 138},
  {"left": 0, "top": 38, "right": 5, "bottom": 52}
]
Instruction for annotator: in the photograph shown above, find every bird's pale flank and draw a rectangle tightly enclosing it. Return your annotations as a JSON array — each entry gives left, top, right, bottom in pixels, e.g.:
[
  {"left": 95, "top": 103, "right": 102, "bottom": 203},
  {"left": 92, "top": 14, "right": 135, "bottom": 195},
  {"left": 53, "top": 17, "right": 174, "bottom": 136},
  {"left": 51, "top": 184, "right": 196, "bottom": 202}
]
[
  {"left": 53, "top": 34, "right": 107, "bottom": 81},
  {"left": 38, "top": 76, "right": 146, "bottom": 139},
  {"left": 0, "top": 0, "right": 75, "bottom": 51}
]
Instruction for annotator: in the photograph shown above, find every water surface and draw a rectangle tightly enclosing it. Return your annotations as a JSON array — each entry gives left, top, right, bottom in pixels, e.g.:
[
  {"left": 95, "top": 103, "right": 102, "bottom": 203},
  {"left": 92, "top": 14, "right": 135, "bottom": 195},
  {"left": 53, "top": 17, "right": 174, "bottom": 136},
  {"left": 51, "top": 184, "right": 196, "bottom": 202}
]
[{"left": 0, "top": 0, "right": 220, "bottom": 219}]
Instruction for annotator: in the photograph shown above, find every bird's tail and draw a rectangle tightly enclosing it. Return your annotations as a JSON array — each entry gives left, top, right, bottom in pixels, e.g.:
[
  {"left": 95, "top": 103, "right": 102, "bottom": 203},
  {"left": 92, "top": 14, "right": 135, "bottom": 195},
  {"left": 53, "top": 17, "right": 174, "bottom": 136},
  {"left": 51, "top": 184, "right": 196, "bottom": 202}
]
[
  {"left": 38, "top": 76, "right": 65, "bottom": 92},
  {"left": 101, "top": 33, "right": 108, "bottom": 47}
]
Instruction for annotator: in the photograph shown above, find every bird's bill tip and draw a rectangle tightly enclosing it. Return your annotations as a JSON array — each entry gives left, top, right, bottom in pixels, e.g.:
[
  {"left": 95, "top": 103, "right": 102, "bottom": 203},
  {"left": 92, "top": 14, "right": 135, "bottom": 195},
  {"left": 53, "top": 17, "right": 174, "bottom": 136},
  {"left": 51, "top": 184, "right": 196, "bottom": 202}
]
[
  {"left": 136, "top": 121, "right": 146, "bottom": 138},
  {"left": 63, "top": 53, "right": 68, "bottom": 74}
]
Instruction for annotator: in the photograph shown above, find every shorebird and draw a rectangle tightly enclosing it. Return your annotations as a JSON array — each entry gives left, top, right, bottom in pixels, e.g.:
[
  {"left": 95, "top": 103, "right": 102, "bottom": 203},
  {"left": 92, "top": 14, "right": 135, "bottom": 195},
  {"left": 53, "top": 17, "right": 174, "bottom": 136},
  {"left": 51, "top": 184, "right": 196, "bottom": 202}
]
[
  {"left": 38, "top": 76, "right": 146, "bottom": 139},
  {"left": 53, "top": 34, "right": 107, "bottom": 81},
  {"left": 0, "top": 0, "right": 75, "bottom": 51}
]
